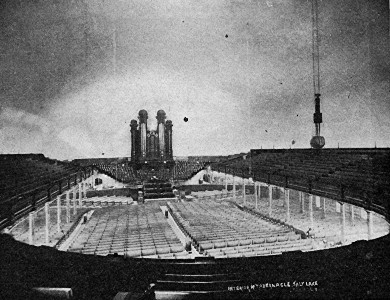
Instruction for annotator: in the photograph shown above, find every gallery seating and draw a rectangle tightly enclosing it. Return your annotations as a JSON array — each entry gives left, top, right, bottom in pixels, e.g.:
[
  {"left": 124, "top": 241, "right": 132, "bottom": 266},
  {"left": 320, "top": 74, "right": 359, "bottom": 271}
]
[
  {"left": 0, "top": 154, "right": 78, "bottom": 202},
  {"left": 213, "top": 149, "right": 390, "bottom": 212}
]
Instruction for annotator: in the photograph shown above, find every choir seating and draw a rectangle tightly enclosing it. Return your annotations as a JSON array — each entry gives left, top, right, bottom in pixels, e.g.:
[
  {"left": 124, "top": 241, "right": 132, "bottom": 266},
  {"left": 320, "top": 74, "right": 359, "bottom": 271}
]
[
  {"left": 94, "top": 163, "right": 138, "bottom": 184},
  {"left": 94, "top": 160, "right": 207, "bottom": 184},
  {"left": 173, "top": 161, "right": 206, "bottom": 181}
]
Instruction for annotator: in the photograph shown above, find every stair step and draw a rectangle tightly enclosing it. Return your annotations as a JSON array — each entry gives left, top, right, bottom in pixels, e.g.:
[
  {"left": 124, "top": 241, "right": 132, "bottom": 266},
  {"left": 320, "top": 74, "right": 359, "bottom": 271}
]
[
  {"left": 143, "top": 180, "right": 175, "bottom": 200},
  {"left": 161, "top": 273, "right": 241, "bottom": 282},
  {"left": 155, "top": 280, "right": 242, "bottom": 292}
]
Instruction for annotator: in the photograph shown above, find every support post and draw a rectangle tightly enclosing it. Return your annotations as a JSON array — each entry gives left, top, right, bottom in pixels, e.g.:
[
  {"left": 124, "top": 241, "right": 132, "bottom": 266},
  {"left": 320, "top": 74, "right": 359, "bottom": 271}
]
[
  {"left": 367, "top": 210, "right": 373, "bottom": 240},
  {"left": 28, "top": 211, "right": 35, "bottom": 245},
  {"left": 315, "top": 195, "right": 320, "bottom": 207},
  {"left": 309, "top": 194, "right": 313, "bottom": 228},
  {"left": 233, "top": 176, "right": 236, "bottom": 201},
  {"left": 280, "top": 187, "right": 284, "bottom": 206},
  {"left": 79, "top": 183, "right": 83, "bottom": 207},
  {"left": 243, "top": 179, "right": 246, "bottom": 206},
  {"left": 45, "top": 202, "right": 50, "bottom": 245},
  {"left": 57, "top": 196, "right": 61, "bottom": 233},
  {"left": 350, "top": 204, "right": 355, "bottom": 225},
  {"left": 73, "top": 189, "right": 77, "bottom": 216},
  {"left": 268, "top": 184, "right": 272, "bottom": 217},
  {"left": 322, "top": 197, "right": 326, "bottom": 219},
  {"left": 84, "top": 181, "right": 87, "bottom": 199},
  {"left": 285, "top": 189, "right": 290, "bottom": 223},
  {"left": 341, "top": 202, "right": 346, "bottom": 244},
  {"left": 254, "top": 182, "right": 258, "bottom": 210},
  {"left": 300, "top": 191, "right": 305, "bottom": 213},
  {"left": 66, "top": 191, "right": 70, "bottom": 223}
]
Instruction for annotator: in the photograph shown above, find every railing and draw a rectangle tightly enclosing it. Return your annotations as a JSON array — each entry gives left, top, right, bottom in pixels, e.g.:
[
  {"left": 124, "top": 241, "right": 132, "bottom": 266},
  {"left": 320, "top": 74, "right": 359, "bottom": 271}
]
[
  {"left": 0, "top": 170, "right": 88, "bottom": 232},
  {"left": 209, "top": 167, "right": 390, "bottom": 222}
]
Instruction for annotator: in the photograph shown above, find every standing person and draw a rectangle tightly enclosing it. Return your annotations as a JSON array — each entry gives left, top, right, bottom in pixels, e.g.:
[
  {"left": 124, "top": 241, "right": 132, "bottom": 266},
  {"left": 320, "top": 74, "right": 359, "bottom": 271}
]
[{"left": 185, "top": 237, "right": 192, "bottom": 252}]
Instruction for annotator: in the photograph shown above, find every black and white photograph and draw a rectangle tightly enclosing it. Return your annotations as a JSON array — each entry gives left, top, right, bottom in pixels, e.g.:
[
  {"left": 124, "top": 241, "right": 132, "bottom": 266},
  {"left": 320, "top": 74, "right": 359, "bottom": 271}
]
[{"left": 0, "top": 0, "right": 389, "bottom": 299}]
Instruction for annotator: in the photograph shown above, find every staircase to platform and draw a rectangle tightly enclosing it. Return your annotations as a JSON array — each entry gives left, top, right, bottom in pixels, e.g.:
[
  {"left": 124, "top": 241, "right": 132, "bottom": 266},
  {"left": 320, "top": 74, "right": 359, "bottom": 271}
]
[{"left": 143, "top": 180, "right": 176, "bottom": 200}]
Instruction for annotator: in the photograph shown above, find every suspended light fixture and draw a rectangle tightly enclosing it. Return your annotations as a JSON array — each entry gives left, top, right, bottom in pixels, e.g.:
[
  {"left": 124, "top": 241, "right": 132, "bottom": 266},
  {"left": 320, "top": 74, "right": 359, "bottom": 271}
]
[{"left": 310, "top": 0, "right": 325, "bottom": 149}]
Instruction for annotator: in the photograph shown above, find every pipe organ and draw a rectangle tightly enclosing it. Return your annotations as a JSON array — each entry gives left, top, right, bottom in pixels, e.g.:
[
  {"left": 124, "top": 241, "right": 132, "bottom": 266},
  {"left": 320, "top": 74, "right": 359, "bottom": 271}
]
[{"left": 130, "top": 110, "right": 173, "bottom": 163}]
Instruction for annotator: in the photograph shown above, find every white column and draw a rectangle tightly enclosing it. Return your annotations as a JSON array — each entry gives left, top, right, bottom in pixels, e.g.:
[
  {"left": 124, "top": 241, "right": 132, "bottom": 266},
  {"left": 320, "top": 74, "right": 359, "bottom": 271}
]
[
  {"left": 300, "top": 192, "right": 305, "bottom": 213},
  {"left": 233, "top": 176, "right": 236, "bottom": 200},
  {"left": 268, "top": 184, "right": 272, "bottom": 217},
  {"left": 79, "top": 183, "right": 83, "bottom": 207},
  {"left": 66, "top": 191, "right": 70, "bottom": 223},
  {"left": 73, "top": 189, "right": 77, "bottom": 216},
  {"left": 309, "top": 194, "right": 313, "bottom": 228},
  {"left": 45, "top": 202, "right": 50, "bottom": 245},
  {"left": 243, "top": 179, "right": 246, "bottom": 205},
  {"left": 350, "top": 204, "right": 355, "bottom": 225},
  {"left": 81, "top": 183, "right": 83, "bottom": 206},
  {"left": 28, "top": 211, "right": 35, "bottom": 245},
  {"left": 259, "top": 183, "right": 262, "bottom": 199},
  {"left": 57, "top": 196, "right": 61, "bottom": 233},
  {"left": 367, "top": 210, "right": 373, "bottom": 240},
  {"left": 360, "top": 208, "right": 367, "bottom": 219},
  {"left": 285, "top": 189, "right": 290, "bottom": 223},
  {"left": 84, "top": 181, "right": 88, "bottom": 198},
  {"left": 322, "top": 197, "right": 326, "bottom": 219},
  {"left": 341, "top": 202, "right": 346, "bottom": 244},
  {"left": 315, "top": 196, "right": 320, "bottom": 207},
  {"left": 336, "top": 202, "right": 341, "bottom": 213},
  {"left": 280, "top": 187, "right": 285, "bottom": 207},
  {"left": 254, "top": 182, "right": 258, "bottom": 210}
]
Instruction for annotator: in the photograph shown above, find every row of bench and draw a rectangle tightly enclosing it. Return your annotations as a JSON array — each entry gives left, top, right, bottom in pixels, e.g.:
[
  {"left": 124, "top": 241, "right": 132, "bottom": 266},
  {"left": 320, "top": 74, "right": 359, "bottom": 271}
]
[
  {"left": 167, "top": 200, "right": 313, "bottom": 257},
  {"left": 67, "top": 203, "right": 187, "bottom": 259},
  {"left": 204, "top": 239, "right": 314, "bottom": 258}
]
